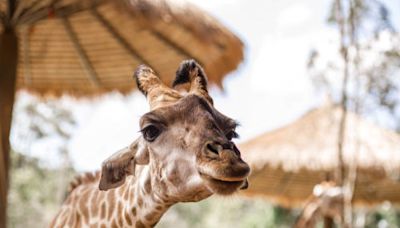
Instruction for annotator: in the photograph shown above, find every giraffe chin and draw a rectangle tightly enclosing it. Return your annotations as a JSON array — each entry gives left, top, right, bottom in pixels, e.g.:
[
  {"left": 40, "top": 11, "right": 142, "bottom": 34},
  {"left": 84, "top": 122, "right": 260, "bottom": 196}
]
[{"left": 199, "top": 172, "right": 246, "bottom": 195}]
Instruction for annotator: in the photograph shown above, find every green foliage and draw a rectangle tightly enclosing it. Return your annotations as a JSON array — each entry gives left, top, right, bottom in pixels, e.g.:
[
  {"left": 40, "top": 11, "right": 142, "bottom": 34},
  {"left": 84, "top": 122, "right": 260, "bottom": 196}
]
[
  {"left": 8, "top": 151, "right": 76, "bottom": 228},
  {"left": 365, "top": 204, "right": 400, "bottom": 228},
  {"left": 158, "top": 196, "right": 298, "bottom": 228},
  {"left": 8, "top": 96, "right": 77, "bottom": 227}
]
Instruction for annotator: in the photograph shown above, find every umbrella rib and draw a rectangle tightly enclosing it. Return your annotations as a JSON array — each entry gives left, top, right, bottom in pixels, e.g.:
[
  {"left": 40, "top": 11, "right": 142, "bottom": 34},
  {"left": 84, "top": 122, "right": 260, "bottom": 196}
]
[
  {"left": 61, "top": 17, "right": 101, "bottom": 87},
  {"left": 150, "top": 30, "right": 201, "bottom": 64},
  {"left": 22, "top": 27, "right": 32, "bottom": 85},
  {"left": 7, "top": 0, "right": 16, "bottom": 20},
  {"left": 18, "top": 2, "right": 87, "bottom": 25},
  {"left": 91, "top": 8, "right": 157, "bottom": 72},
  {"left": 11, "top": 0, "right": 44, "bottom": 24}
]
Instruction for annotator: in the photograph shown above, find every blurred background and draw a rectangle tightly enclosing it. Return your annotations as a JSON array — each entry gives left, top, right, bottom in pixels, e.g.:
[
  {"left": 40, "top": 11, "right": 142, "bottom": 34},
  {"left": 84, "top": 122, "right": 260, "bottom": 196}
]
[{"left": 2, "top": 0, "right": 400, "bottom": 227}]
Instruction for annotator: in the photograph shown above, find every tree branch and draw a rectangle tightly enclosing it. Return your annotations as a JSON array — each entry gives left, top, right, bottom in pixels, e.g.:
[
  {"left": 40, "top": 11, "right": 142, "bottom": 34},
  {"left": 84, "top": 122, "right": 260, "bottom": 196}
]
[{"left": 334, "top": 0, "right": 349, "bottom": 226}]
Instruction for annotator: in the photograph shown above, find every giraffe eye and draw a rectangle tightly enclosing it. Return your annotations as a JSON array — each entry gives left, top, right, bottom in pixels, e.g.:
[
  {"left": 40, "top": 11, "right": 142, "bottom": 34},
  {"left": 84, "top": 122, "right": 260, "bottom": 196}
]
[
  {"left": 226, "top": 130, "right": 239, "bottom": 141},
  {"left": 141, "top": 125, "right": 161, "bottom": 142}
]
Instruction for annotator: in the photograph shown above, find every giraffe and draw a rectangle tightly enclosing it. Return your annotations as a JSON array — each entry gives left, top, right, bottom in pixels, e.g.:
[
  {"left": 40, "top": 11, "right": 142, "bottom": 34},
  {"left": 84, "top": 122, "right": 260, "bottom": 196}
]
[
  {"left": 50, "top": 60, "right": 250, "bottom": 228},
  {"left": 295, "top": 181, "right": 343, "bottom": 228}
]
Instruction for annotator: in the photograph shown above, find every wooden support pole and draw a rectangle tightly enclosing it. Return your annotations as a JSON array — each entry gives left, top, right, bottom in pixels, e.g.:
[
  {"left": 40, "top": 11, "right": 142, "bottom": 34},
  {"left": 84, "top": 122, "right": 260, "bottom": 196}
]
[
  {"left": 0, "top": 28, "right": 18, "bottom": 228},
  {"left": 0, "top": 13, "right": 5, "bottom": 25}
]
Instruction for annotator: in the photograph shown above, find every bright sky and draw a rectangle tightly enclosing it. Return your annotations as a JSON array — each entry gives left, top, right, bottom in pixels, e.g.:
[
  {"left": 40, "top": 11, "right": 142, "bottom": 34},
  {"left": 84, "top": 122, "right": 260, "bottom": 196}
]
[{"left": 13, "top": 0, "right": 400, "bottom": 171}]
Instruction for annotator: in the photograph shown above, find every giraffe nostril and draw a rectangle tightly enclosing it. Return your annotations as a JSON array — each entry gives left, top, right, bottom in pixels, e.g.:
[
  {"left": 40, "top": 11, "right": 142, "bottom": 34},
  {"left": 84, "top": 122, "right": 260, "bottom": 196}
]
[{"left": 206, "top": 143, "right": 219, "bottom": 155}]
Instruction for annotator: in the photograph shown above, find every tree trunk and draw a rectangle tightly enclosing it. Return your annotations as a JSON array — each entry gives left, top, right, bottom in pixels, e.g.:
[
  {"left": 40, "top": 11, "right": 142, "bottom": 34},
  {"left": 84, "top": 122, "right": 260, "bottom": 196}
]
[{"left": 0, "top": 28, "right": 18, "bottom": 228}]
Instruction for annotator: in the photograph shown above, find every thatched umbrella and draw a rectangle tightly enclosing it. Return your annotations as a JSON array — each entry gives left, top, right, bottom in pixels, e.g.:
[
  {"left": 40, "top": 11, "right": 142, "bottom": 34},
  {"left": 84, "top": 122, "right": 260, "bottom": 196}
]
[
  {"left": 240, "top": 104, "right": 400, "bottom": 208},
  {"left": 0, "top": 0, "right": 244, "bottom": 226}
]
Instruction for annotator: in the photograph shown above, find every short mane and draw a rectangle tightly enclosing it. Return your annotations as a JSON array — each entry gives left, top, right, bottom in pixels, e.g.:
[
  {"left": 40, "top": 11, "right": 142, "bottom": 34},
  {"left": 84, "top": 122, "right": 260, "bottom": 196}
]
[{"left": 67, "top": 171, "right": 101, "bottom": 194}]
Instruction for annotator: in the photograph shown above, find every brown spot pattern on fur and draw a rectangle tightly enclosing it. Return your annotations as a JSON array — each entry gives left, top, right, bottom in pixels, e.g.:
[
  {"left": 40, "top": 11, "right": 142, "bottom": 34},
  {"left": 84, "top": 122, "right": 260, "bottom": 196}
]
[
  {"left": 100, "top": 202, "right": 106, "bottom": 218},
  {"left": 137, "top": 198, "right": 143, "bottom": 207},
  {"left": 111, "top": 219, "right": 118, "bottom": 228},
  {"left": 75, "top": 213, "right": 81, "bottom": 228},
  {"left": 125, "top": 210, "right": 133, "bottom": 225},
  {"left": 117, "top": 202, "right": 123, "bottom": 226},
  {"left": 145, "top": 213, "right": 154, "bottom": 222},
  {"left": 144, "top": 178, "right": 152, "bottom": 193},
  {"left": 90, "top": 190, "right": 99, "bottom": 217},
  {"left": 135, "top": 220, "right": 146, "bottom": 228}
]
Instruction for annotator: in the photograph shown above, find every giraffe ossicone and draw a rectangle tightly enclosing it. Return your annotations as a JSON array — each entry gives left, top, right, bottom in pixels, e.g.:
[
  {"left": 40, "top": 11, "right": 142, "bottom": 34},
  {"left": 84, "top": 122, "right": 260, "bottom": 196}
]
[{"left": 51, "top": 60, "right": 250, "bottom": 228}]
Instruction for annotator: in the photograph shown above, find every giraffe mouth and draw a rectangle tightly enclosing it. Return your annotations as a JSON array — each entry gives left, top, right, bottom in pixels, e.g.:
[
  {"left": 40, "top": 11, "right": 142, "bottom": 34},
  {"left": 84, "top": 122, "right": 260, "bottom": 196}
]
[{"left": 199, "top": 172, "right": 246, "bottom": 195}]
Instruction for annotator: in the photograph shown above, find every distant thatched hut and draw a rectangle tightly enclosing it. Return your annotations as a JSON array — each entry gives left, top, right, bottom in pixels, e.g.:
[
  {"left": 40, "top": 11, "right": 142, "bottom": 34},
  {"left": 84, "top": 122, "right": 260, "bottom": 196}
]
[{"left": 240, "top": 105, "right": 400, "bottom": 207}]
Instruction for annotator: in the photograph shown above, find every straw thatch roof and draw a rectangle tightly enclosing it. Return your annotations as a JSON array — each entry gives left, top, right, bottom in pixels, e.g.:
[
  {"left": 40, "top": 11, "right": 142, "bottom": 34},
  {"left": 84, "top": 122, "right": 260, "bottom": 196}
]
[
  {"left": 1, "top": 0, "right": 243, "bottom": 96},
  {"left": 240, "top": 104, "right": 400, "bottom": 207}
]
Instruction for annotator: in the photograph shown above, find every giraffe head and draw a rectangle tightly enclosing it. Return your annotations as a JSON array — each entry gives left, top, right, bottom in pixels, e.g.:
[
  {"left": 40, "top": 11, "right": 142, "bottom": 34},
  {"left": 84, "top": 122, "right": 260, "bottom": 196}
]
[{"left": 99, "top": 60, "right": 250, "bottom": 201}]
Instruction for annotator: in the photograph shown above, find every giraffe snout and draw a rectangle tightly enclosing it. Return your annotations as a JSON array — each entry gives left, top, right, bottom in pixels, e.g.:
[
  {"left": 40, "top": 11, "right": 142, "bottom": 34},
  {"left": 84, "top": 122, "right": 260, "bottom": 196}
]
[
  {"left": 201, "top": 140, "right": 250, "bottom": 181},
  {"left": 204, "top": 141, "right": 236, "bottom": 157}
]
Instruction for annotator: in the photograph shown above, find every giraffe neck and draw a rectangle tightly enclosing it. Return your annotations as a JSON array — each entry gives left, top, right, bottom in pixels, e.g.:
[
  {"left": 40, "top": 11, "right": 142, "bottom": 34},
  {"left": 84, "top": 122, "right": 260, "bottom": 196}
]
[
  {"left": 51, "top": 166, "right": 175, "bottom": 228},
  {"left": 124, "top": 165, "right": 174, "bottom": 227},
  {"left": 123, "top": 156, "right": 213, "bottom": 227},
  {"left": 52, "top": 160, "right": 211, "bottom": 227}
]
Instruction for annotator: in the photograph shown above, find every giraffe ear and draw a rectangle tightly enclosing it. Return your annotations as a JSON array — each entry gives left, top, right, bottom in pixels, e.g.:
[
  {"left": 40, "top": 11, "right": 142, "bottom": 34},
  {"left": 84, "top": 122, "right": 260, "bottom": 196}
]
[
  {"left": 134, "top": 64, "right": 163, "bottom": 96},
  {"left": 172, "top": 59, "right": 213, "bottom": 104},
  {"left": 99, "top": 139, "right": 149, "bottom": 191}
]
